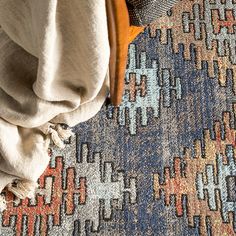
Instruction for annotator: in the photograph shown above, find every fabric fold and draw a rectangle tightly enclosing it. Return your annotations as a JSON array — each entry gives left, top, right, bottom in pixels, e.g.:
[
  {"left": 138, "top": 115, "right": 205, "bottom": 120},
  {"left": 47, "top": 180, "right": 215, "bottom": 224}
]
[{"left": 0, "top": 0, "right": 110, "bottom": 210}]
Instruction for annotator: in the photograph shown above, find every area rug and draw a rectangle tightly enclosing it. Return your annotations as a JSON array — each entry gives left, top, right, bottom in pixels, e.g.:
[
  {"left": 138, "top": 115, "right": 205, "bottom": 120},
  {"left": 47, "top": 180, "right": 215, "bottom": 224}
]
[{"left": 1, "top": 0, "right": 236, "bottom": 235}]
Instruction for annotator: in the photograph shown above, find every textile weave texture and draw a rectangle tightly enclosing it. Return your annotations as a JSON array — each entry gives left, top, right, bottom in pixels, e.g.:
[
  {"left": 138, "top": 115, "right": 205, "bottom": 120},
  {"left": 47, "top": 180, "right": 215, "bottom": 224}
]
[
  {"left": 1, "top": 0, "right": 236, "bottom": 235},
  {"left": 127, "top": 0, "right": 179, "bottom": 25}
]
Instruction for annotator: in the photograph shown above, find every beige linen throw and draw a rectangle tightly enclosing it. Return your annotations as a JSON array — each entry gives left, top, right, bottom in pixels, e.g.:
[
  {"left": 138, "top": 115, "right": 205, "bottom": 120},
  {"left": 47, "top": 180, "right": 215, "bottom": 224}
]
[{"left": 0, "top": 0, "right": 110, "bottom": 211}]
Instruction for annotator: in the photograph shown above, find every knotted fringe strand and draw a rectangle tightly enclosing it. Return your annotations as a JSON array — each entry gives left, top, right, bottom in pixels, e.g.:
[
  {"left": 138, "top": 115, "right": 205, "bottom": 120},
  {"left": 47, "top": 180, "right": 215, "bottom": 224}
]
[
  {"left": 0, "top": 195, "right": 7, "bottom": 212},
  {"left": 6, "top": 179, "right": 39, "bottom": 199},
  {"left": 38, "top": 123, "right": 74, "bottom": 149},
  {"left": 0, "top": 180, "right": 39, "bottom": 213}
]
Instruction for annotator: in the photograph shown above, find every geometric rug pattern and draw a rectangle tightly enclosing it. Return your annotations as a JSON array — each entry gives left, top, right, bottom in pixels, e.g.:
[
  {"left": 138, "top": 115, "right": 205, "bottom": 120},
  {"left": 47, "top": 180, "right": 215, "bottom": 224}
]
[{"left": 1, "top": 0, "right": 236, "bottom": 235}]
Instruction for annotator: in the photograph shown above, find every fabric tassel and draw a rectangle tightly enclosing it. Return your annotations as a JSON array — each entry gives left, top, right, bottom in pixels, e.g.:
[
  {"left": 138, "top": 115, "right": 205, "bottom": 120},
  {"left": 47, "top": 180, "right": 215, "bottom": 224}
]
[
  {"left": 6, "top": 179, "right": 38, "bottom": 199},
  {"left": 55, "top": 124, "right": 74, "bottom": 140},
  {"left": 0, "top": 195, "right": 7, "bottom": 212},
  {"left": 38, "top": 123, "right": 74, "bottom": 149}
]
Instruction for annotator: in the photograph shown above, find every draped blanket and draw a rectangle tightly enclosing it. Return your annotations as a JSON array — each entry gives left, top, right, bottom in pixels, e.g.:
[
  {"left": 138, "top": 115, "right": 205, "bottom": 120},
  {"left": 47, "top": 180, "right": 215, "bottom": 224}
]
[{"left": 0, "top": 0, "right": 110, "bottom": 210}]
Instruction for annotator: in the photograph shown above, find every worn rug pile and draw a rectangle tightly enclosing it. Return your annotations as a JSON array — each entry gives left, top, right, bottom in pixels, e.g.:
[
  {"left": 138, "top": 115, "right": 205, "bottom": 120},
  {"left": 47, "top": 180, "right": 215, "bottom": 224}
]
[{"left": 0, "top": 0, "right": 236, "bottom": 235}]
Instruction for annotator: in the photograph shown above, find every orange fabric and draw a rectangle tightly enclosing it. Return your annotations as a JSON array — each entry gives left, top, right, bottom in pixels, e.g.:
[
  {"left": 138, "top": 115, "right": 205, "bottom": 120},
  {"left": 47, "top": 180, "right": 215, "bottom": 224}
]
[
  {"left": 106, "top": 0, "right": 144, "bottom": 106},
  {"left": 128, "top": 26, "right": 144, "bottom": 43},
  {"left": 106, "top": 0, "right": 130, "bottom": 106}
]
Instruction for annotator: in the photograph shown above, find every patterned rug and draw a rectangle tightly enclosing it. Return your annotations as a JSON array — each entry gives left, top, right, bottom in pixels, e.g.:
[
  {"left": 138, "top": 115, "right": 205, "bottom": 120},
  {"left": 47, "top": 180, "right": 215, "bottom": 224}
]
[{"left": 1, "top": 0, "right": 236, "bottom": 235}]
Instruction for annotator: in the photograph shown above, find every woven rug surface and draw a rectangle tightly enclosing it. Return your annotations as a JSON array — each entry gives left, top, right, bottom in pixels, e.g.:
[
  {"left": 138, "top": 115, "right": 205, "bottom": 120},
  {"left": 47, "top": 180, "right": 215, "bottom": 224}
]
[{"left": 1, "top": 0, "right": 236, "bottom": 235}]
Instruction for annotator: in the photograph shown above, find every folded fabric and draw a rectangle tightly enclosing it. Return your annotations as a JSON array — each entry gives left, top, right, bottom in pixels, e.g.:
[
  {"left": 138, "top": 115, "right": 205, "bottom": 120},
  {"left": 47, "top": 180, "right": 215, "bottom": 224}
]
[
  {"left": 127, "top": 0, "right": 180, "bottom": 26},
  {"left": 0, "top": 0, "right": 110, "bottom": 211}
]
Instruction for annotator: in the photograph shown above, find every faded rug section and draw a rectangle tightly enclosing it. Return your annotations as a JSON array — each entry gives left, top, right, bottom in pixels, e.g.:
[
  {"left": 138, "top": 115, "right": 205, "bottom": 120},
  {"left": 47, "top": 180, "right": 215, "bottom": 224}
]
[{"left": 1, "top": 0, "right": 236, "bottom": 235}]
